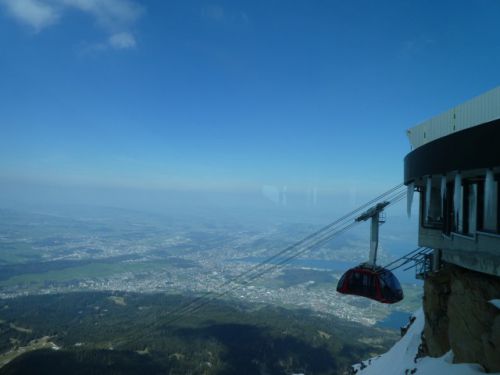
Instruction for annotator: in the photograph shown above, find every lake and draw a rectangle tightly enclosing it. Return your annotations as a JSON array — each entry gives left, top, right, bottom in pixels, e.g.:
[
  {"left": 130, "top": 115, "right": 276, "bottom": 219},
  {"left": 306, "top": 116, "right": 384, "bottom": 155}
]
[
  {"left": 233, "top": 257, "right": 421, "bottom": 284},
  {"left": 376, "top": 310, "right": 412, "bottom": 329}
]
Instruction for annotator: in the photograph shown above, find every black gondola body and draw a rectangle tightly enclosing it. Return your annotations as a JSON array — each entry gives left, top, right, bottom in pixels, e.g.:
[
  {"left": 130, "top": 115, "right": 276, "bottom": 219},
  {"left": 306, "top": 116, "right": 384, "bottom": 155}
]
[{"left": 336, "top": 264, "right": 403, "bottom": 304}]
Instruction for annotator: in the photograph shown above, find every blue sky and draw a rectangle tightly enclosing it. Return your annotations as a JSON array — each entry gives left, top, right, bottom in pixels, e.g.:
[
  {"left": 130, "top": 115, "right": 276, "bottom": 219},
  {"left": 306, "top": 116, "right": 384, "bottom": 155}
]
[{"left": 1, "top": 0, "right": 500, "bottom": 211}]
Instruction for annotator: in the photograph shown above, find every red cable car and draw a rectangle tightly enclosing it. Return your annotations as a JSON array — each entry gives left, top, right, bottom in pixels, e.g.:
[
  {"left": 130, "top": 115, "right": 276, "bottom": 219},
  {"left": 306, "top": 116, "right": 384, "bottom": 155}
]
[
  {"left": 336, "top": 202, "right": 404, "bottom": 304},
  {"left": 336, "top": 264, "right": 403, "bottom": 304}
]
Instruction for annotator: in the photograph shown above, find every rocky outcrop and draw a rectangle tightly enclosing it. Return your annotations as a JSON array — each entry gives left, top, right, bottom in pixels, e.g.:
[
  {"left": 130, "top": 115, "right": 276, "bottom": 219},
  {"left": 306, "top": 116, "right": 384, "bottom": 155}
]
[
  {"left": 447, "top": 266, "right": 500, "bottom": 372},
  {"left": 422, "top": 270, "right": 451, "bottom": 356},
  {"left": 423, "top": 264, "right": 500, "bottom": 372}
]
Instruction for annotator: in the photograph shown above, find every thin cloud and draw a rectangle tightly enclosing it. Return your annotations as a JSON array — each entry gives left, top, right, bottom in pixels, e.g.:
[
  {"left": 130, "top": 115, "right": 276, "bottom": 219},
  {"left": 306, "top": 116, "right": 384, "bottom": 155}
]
[
  {"left": 61, "top": 0, "right": 143, "bottom": 30},
  {"left": 0, "top": 0, "right": 143, "bottom": 50},
  {"left": 202, "top": 4, "right": 225, "bottom": 22},
  {"left": 399, "top": 36, "right": 436, "bottom": 59},
  {"left": 109, "top": 31, "right": 136, "bottom": 49},
  {"left": 1, "top": 0, "right": 60, "bottom": 32},
  {"left": 201, "top": 4, "right": 249, "bottom": 26}
]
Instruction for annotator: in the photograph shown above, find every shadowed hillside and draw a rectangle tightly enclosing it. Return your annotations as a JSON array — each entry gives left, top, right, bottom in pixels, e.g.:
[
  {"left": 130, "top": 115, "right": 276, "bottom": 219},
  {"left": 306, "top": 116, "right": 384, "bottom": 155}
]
[{"left": 0, "top": 292, "right": 398, "bottom": 375}]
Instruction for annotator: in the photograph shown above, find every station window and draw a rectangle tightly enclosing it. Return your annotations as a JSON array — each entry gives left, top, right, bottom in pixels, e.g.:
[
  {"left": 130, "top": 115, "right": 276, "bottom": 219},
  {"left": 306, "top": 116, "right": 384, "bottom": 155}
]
[
  {"left": 442, "top": 181, "right": 454, "bottom": 236},
  {"left": 455, "top": 182, "right": 464, "bottom": 233},
  {"left": 462, "top": 182, "right": 478, "bottom": 235},
  {"left": 421, "top": 177, "right": 443, "bottom": 229},
  {"left": 482, "top": 176, "right": 499, "bottom": 233},
  {"left": 423, "top": 174, "right": 500, "bottom": 236}
]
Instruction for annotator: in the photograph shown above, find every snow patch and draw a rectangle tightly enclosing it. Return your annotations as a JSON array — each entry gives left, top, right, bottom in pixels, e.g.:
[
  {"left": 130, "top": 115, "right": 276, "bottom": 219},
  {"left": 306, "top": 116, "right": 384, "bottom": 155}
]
[{"left": 352, "top": 308, "right": 489, "bottom": 375}]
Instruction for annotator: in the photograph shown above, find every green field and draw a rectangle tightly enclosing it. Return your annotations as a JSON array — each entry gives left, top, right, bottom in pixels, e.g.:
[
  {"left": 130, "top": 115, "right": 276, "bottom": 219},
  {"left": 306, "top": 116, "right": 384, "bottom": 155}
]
[{"left": 0, "top": 260, "right": 171, "bottom": 288}]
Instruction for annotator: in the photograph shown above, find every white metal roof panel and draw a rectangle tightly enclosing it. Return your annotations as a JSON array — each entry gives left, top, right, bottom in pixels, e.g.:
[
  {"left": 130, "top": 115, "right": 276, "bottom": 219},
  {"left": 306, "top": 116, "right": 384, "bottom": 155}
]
[{"left": 407, "top": 86, "right": 500, "bottom": 149}]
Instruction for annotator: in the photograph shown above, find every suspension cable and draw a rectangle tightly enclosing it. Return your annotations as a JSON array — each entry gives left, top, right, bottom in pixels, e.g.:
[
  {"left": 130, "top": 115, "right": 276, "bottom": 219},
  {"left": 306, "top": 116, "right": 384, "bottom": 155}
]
[{"left": 163, "top": 184, "right": 407, "bottom": 326}]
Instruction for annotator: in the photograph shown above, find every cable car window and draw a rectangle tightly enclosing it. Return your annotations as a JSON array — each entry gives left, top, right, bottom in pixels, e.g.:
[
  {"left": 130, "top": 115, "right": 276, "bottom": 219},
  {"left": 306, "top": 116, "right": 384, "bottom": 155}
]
[
  {"left": 364, "top": 273, "right": 376, "bottom": 298},
  {"left": 338, "top": 273, "right": 347, "bottom": 288},
  {"left": 351, "top": 271, "right": 363, "bottom": 294}
]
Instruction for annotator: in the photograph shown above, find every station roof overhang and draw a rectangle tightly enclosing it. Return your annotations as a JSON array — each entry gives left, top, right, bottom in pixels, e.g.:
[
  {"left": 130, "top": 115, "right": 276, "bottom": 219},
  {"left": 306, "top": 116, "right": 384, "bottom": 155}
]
[
  {"left": 406, "top": 86, "right": 500, "bottom": 150},
  {"left": 404, "top": 118, "right": 500, "bottom": 184}
]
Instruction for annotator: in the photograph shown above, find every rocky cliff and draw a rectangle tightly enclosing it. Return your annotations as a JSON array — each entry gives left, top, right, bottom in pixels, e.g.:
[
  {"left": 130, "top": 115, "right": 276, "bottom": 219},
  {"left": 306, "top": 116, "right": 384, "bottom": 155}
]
[{"left": 423, "top": 263, "right": 500, "bottom": 372}]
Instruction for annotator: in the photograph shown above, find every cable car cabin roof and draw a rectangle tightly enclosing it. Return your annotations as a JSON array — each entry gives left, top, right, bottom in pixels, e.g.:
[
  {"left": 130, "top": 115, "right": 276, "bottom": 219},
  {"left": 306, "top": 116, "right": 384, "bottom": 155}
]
[{"left": 336, "top": 265, "right": 403, "bottom": 304}]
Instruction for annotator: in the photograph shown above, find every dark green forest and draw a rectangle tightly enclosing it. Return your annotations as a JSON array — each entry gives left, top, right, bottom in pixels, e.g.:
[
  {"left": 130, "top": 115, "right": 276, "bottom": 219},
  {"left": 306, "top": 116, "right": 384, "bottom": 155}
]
[{"left": 0, "top": 292, "right": 398, "bottom": 374}]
